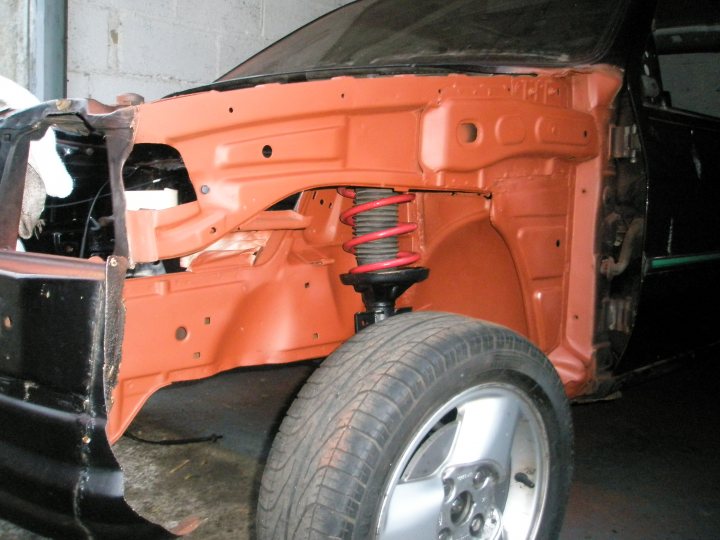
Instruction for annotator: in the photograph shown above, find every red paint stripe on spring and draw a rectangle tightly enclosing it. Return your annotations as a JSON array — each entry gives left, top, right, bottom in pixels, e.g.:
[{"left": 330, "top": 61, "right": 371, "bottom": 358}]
[
  {"left": 351, "top": 251, "right": 421, "bottom": 274},
  {"left": 339, "top": 193, "right": 416, "bottom": 226},
  {"left": 337, "top": 188, "right": 420, "bottom": 274},
  {"left": 343, "top": 223, "right": 417, "bottom": 251}
]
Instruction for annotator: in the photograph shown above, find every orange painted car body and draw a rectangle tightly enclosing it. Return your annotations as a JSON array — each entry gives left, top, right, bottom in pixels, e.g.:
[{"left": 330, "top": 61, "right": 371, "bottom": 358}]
[{"left": 110, "top": 67, "right": 622, "bottom": 442}]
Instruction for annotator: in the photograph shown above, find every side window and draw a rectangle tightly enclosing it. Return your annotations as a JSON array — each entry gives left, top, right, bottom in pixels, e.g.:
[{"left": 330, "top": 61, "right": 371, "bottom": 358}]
[
  {"left": 652, "top": 0, "right": 720, "bottom": 118},
  {"left": 656, "top": 52, "right": 720, "bottom": 117}
]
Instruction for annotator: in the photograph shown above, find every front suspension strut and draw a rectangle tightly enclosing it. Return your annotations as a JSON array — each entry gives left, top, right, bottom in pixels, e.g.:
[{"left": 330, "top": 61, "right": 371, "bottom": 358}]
[{"left": 338, "top": 187, "right": 429, "bottom": 331}]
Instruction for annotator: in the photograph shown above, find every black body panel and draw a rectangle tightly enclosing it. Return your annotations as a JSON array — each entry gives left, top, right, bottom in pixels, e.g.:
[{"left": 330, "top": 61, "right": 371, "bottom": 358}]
[
  {"left": 616, "top": 4, "right": 720, "bottom": 371},
  {"left": 620, "top": 263, "right": 720, "bottom": 371},
  {"left": 0, "top": 253, "right": 173, "bottom": 539},
  {"left": 0, "top": 99, "right": 173, "bottom": 537}
]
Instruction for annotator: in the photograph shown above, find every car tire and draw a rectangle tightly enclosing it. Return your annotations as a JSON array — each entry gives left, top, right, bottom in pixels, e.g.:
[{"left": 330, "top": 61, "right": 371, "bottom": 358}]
[{"left": 257, "top": 311, "right": 573, "bottom": 539}]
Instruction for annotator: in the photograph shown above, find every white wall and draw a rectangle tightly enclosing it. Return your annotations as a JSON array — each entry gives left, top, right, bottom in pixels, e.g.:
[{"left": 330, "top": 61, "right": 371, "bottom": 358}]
[
  {"left": 0, "top": 0, "right": 31, "bottom": 88},
  {"left": 66, "top": 0, "right": 351, "bottom": 103}
]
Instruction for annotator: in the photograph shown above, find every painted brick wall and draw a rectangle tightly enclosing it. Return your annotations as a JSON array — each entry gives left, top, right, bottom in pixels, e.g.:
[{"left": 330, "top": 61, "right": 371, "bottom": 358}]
[
  {"left": 0, "top": 0, "right": 30, "bottom": 87},
  {"left": 67, "top": 0, "right": 350, "bottom": 103}
]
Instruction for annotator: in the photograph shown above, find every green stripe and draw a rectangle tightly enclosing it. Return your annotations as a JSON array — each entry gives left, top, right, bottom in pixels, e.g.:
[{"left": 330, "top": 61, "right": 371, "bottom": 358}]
[{"left": 649, "top": 252, "right": 720, "bottom": 270}]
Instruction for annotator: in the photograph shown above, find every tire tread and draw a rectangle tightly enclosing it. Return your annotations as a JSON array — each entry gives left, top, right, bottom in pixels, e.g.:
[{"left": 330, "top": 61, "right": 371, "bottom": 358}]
[{"left": 257, "top": 312, "right": 571, "bottom": 540}]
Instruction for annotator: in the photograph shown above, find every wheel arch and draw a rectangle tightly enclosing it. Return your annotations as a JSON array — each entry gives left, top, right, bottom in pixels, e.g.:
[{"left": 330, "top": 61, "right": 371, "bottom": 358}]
[{"left": 411, "top": 195, "right": 529, "bottom": 338}]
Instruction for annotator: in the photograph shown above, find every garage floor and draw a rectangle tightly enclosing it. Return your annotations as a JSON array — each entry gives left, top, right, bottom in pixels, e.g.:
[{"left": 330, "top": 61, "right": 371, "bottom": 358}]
[{"left": 1, "top": 353, "right": 719, "bottom": 539}]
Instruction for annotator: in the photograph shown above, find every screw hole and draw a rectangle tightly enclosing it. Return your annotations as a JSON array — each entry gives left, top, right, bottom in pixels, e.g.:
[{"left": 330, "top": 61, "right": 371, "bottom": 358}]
[
  {"left": 262, "top": 145, "right": 273, "bottom": 158},
  {"left": 204, "top": 317, "right": 211, "bottom": 325},
  {"left": 556, "top": 239, "right": 561, "bottom": 247},
  {"left": 175, "top": 326, "right": 188, "bottom": 340},
  {"left": 228, "top": 107, "right": 234, "bottom": 113},
  {"left": 210, "top": 227, "right": 217, "bottom": 234},
  {"left": 304, "top": 282, "right": 310, "bottom": 288},
  {"left": 583, "top": 130, "right": 588, "bottom": 138}
]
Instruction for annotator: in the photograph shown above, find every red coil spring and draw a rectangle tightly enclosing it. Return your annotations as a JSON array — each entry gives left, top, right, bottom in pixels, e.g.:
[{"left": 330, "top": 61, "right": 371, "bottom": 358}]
[{"left": 338, "top": 187, "right": 420, "bottom": 274}]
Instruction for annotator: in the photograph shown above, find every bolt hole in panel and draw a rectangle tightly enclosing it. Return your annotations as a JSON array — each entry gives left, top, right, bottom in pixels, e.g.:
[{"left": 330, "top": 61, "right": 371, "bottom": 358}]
[{"left": 458, "top": 122, "right": 479, "bottom": 143}]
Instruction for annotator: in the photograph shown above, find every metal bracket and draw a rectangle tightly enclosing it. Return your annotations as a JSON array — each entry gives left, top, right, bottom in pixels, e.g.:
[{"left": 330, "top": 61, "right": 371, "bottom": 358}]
[
  {"left": 611, "top": 124, "right": 641, "bottom": 163},
  {"left": 341, "top": 267, "right": 429, "bottom": 332}
]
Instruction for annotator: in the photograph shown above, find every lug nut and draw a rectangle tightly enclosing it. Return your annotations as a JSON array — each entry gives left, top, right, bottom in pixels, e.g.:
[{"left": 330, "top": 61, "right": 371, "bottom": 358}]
[
  {"left": 438, "top": 528, "right": 452, "bottom": 540},
  {"left": 473, "top": 466, "right": 493, "bottom": 488},
  {"left": 470, "top": 513, "right": 485, "bottom": 536}
]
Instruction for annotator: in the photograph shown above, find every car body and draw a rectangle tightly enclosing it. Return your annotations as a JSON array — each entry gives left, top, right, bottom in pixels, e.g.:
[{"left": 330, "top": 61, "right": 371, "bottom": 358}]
[{"left": 0, "top": 0, "right": 719, "bottom": 537}]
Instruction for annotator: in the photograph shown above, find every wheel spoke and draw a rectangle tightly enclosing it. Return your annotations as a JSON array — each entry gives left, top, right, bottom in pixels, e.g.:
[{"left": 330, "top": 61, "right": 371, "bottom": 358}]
[
  {"left": 446, "top": 393, "right": 521, "bottom": 474},
  {"left": 381, "top": 476, "right": 445, "bottom": 540}
]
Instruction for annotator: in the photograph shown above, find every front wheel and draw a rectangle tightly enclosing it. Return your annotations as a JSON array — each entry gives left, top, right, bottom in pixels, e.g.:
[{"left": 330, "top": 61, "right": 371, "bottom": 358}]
[{"left": 258, "top": 312, "right": 573, "bottom": 539}]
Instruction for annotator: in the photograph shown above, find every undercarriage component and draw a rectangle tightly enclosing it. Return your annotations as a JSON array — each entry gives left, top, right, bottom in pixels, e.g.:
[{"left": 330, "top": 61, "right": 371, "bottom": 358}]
[
  {"left": 338, "top": 187, "right": 420, "bottom": 273},
  {"left": 601, "top": 217, "right": 645, "bottom": 279},
  {"left": 338, "top": 188, "right": 428, "bottom": 330},
  {"left": 341, "top": 267, "right": 429, "bottom": 331}
]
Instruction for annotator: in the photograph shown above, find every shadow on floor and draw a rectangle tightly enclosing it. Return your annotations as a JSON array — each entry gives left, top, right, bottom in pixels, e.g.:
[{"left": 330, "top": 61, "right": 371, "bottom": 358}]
[{"left": 561, "top": 353, "right": 720, "bottom": 539}]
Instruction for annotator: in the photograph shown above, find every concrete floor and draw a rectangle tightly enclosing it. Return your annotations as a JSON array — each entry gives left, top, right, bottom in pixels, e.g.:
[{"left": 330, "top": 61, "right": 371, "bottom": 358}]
[
  {"left": 561, "top": 355, "right": 720, "bottom": 540},
  {"left": 1, "top": 354, "right": 719, "bottom": 539}
]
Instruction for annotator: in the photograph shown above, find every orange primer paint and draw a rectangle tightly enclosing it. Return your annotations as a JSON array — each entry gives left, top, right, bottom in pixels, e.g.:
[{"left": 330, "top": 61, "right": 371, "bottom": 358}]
[{"left": 109, "top": 69, "right": 623, "bottom": 442}]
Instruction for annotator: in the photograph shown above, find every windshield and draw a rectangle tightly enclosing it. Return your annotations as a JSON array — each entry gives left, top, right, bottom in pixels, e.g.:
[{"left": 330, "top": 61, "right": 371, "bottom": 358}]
[{"left": 219, "top": 0, "right": 626, "bottom": 82}]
